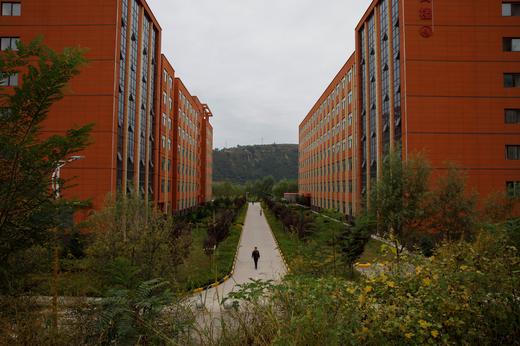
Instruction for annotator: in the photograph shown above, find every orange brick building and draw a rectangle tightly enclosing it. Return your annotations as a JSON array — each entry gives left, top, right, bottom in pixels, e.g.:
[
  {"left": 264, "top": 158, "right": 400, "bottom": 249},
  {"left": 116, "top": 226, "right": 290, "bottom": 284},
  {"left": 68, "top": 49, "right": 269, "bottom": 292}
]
[
  {"left": 173, "top": 78, "right": 202, "bottom": 211},
  {"left": 1, "top": 0, "right": 213, "bottom": 215},
  {"left": 299, "top": 54, "right": 358, "bottom": 215},
  {"left": 201, "top": 106, "right": 214, "bottom": 203},
  {"left": 157, "top": 55, "right": 175, "bottom": 213},
  {"left": 299, "top": 0, "right": 520, "bottom": 215}
]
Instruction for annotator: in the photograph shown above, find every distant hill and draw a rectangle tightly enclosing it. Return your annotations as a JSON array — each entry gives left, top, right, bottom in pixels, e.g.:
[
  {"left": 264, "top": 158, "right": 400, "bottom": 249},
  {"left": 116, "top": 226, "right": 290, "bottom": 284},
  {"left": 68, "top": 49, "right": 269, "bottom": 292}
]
[{"left": 213, "top": 144, "right": 298, "bottom": 184}]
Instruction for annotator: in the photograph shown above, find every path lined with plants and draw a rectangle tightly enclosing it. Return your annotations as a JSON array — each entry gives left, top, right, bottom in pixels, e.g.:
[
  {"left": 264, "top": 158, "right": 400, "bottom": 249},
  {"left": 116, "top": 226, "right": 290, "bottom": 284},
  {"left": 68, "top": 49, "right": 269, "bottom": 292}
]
[{"left": 192, "top": 202, "right": 287, "bottom": 313}]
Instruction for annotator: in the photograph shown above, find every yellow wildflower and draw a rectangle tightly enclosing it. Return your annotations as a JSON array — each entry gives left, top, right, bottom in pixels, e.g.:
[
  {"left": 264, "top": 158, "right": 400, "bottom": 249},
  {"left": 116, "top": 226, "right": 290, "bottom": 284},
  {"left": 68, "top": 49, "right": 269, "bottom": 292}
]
[
  {"left": 358, "top": 294, "right": 366, "bottom": 305},
  {"left": 364, "top": 285, "right": 373, "bottom": 293},
  {"left": 386, "top": 281, "right": 396, "bottom": 288},
  {"left": 347, "top": 287, "right": 356, "bottom": 294},
  {"left": 419, "top": 320, "right": 430, "bottom": 329},
  {"left": 405, "top": 332, "right": 414, "bottom": 339},
  {"left": 422, "top": 278, "right": 431, "bottom": 286},
  {"left": 361, "top": 327, "right": 369, "bottom": 334},
  {"left": 431, "top": 330, "right": 439, "bottom": 338},
  {"left": 415, "top": 266, "right": 422, "bottom": 275}
]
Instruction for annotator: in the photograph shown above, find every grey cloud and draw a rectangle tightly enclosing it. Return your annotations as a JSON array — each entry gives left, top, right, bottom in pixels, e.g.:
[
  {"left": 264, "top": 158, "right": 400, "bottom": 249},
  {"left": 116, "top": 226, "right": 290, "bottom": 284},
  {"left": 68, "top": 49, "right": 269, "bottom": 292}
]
[{"left": 147, "top": 0, "right": 373, "bottom": 148}]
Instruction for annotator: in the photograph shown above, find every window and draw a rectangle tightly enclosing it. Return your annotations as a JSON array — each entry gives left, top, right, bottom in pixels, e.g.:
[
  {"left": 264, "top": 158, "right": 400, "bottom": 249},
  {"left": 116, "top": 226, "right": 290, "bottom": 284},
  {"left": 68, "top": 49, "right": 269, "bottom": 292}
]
[
  {"left": 504, "top": 73, "right": 520, "bottom": 87},
  {"left": 505, "top": 109, "right": 520, "bottom": 123},
  {"left": 1, "top": 2, "right": 20, "bottom": 16},
  {"left": 168, "top": 138, "right": 171, "bottom": 150},
  {"left": 162, "top": 113, "right": 166, "bottom": 126},
  {"left": 168, "top": 97, "right": 172, "bottom": 111},
  {"left": 0, "top": 73, "right": 18, "bottom": 86},
  {"left": 348, "top": 91, "right": 352, "bottom": 104},
  {"left": 168, "top": 117, "right": 172, "bottom": 129},
  {"left": 1, "top": 37, "right": 18, "bottom": 50},
  {"left": 503, "top": 38, "right": 520, "bottom": 52},
  {"left": 163, "top": 69, "right": 167, "bottom": 82},
  {"left": 507, "top": 181, "right": 520, "bottom": 197},
  {"left": 506, "top": 145, "right": 520, "bottom": 160},
  {"left": 168, "top": 76, "right": 172, "bottom": 88},
  {"left": 348, "top": 135, "right": 353, "bottom": 149},
  {"left": 161, "top": 135, "right": 165, "bottom": 148},
  {"left": 502, "top": 3, "right": 520, "bottom": 16},
  {"left": 162, "top": 91, "right": 167, "bottom": 104},
  {"left": 348, "top": 113, "right": 353, "bottom": 125}
]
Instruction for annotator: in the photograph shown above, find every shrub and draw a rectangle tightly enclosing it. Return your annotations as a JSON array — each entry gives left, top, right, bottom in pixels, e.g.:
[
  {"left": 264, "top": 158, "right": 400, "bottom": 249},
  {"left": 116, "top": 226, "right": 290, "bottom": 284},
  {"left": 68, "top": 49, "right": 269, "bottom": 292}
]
[{"left": 217, "top": 228, "right": 520, "bottom": 345}]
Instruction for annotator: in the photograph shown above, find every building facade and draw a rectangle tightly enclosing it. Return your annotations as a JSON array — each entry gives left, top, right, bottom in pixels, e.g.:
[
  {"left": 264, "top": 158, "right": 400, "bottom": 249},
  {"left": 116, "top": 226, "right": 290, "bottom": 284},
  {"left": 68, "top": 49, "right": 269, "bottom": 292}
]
[
  {"left": 299, "top": 0, "right": 520, "bottom": 215},
  {"left": 172, "top": 78, "right": 202, "bottom": 212},
  {"left": 0, "top": 0, "right": 214, "bottom": 216},
  {"left": 299, "top": 54, "right": 357, "bottom": 215},
  {"left": 157, "top": 55, "right": 175, "bottom": 213},
  {"left": 201, "top": 106, "right": 214, "bottom": 203}
]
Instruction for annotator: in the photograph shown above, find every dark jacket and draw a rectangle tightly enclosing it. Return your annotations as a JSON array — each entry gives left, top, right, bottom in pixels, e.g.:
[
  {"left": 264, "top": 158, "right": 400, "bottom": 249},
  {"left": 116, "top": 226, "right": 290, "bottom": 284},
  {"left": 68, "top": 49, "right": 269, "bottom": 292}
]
[{"left": 252, "top": 250, "right": 260, "bottom": 260}]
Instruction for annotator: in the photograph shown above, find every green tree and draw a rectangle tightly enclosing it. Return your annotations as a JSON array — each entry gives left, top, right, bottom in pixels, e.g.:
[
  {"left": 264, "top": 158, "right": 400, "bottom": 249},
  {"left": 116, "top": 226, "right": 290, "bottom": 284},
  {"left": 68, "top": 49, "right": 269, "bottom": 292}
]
[
  {"left": 252, "top": 175, "right": 275, "bottom": 199},
  {"left": 482, "top": 191, "right": 519, "bottom": 224},
  {"left": 212, "top": 181, "right": 245, "bottom": 198},
  {"left": 273, "top": 179, "right": 298, "bottom": 199},
  {"left": 85, "top": 192, "right": 192, "bottom": 288},
  {"left": 369, "top": 147, "right": 431, "bottom": 261},
  {"left": 429, "top": 164, "right": 477, "bottom": 241},
  {"left": 0, "top": 39, "right": 92, "bottom": 266},
  {"left": 340, "top": 214, "right": 374, "bottom": 276}
]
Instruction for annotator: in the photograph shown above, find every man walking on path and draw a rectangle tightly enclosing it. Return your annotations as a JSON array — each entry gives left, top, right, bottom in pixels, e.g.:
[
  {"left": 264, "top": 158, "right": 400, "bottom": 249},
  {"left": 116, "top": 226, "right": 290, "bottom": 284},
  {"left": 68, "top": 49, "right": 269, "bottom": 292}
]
[{"left": 252, "top": 247, "right": 260, "bottom": 269}]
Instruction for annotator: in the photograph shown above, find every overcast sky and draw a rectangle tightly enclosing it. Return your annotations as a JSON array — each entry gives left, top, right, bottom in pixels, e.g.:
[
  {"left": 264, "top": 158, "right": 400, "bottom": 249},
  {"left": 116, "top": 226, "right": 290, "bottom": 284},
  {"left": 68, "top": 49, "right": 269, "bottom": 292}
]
[{"left": 147, "top": 0, "right": 372, "bottom": 149}]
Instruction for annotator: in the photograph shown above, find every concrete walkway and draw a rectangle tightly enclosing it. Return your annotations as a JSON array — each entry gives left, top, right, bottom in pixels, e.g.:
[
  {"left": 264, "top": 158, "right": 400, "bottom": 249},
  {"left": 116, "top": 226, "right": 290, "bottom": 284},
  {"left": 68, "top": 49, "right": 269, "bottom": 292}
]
[{"left": 191, "top": 202, "right": 287, "bottom": 314}]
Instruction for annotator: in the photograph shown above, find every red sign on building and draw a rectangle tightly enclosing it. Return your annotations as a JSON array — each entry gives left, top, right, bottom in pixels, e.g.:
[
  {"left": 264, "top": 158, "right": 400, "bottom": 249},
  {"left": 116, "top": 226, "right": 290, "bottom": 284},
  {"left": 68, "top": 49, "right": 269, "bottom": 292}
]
[{"left": 419, "top": 0, "right": 433, "bottom": 38}]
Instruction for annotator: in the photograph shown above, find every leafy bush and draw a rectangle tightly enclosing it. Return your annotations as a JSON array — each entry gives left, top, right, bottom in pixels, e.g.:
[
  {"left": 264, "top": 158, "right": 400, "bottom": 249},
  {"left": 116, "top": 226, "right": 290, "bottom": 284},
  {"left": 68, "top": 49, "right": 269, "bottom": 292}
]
[
  {"left": 264, "top": 198, "right": 316, "bottom": 239},
  {"left": 84, "top": 193, "right": 192, "bottom": 292},
  {"left": 216, "top": 228, "right": 520, "bottom": 345},
  {"left": 91, "top": 260, "right": 193, "bottom": 345}
]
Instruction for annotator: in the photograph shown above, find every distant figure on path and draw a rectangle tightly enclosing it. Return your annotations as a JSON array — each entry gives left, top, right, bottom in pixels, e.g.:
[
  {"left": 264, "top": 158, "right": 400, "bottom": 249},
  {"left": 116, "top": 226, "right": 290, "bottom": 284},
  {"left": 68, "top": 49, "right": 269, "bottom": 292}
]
[
  {"left": 252, "top": 247, "right": 260, "bottom": 269},
  {"left": 259, "top": 208, "right": 262, "bottom": 216}
]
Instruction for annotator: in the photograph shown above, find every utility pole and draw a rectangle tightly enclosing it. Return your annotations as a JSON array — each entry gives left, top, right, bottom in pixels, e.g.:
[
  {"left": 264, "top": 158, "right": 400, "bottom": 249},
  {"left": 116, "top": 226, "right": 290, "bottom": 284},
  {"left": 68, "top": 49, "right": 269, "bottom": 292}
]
[{"left": 51, "top": 155, "right": 84, "bottom": 335}]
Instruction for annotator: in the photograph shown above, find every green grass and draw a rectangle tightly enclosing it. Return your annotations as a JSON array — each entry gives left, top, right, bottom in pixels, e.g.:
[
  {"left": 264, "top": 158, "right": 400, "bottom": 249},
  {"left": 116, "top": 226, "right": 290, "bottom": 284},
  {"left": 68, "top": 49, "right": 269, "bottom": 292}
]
[
  {"left": 357, "top": 238, "right": 390, "bottom": 264},
  {"left": 176, "top": 205, "right": 247, "bottom": 291},
  {"left": 264, "top": 207, "right": 301, "bottom": 263},
  {"left": 264, "top": 205, "right": 390, "bottom": 278},
  {"left": 264, "top": 206, "right": 347, "bottom": 276}
]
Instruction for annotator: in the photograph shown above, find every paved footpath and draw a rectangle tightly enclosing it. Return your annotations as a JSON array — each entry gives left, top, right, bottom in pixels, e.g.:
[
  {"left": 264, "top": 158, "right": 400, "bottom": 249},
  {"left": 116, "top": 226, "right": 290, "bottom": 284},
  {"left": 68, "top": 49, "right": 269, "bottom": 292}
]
[{"left": 191, "top": 202, "right": 287, "bottom": 314}]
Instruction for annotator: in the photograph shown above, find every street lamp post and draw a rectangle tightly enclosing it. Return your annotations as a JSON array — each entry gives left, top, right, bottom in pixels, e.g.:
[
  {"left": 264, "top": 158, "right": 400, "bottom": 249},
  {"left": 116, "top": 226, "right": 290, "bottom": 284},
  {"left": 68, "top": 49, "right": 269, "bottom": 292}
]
[{"left": 50, "top": 155, "right": 84, "bottom": 333}]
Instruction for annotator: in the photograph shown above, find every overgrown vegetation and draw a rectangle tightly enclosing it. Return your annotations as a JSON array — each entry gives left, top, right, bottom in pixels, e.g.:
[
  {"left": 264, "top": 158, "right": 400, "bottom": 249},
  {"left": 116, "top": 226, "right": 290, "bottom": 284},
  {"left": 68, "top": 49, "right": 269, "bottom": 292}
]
[
  {"left": 0, "top": 38, "right": 92, "bottom": 288},
  {"left": 221, "top": 226, "right": 520, "bottom": 345},
  {"left": 263, "top": 199, "right": 379, "bottom": 278}
]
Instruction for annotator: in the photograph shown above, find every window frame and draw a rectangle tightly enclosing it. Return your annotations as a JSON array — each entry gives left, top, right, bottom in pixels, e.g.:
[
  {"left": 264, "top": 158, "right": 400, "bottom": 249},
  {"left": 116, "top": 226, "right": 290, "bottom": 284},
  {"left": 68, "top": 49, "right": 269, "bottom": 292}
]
[
  {"left": 507, "top": 181, "right": 520, "bottom": 197},
  {"left": 504, "top": 73, "right": 520, "bottom": 88},
  {"left": 505, "top": 109, "right": 520, "bottom": 124},
  {"left": 502, "top": 3, "right": 520, "bottom": 16},
  {"left": 0, "top": 36, "right": 19, "bottom": 50},
  {"left": 506, "top": 145, "right": 520, "bottom": 160},
  {"left": 0, "top": 72, "right": 18, "bottom": 86},
  {"left": 503, "top": 37, "right": 520, "bottom": 52},
  {"left": 1, "top": 2, "right": 21, "bottom": 16}
]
